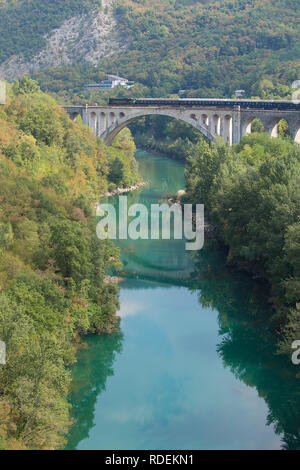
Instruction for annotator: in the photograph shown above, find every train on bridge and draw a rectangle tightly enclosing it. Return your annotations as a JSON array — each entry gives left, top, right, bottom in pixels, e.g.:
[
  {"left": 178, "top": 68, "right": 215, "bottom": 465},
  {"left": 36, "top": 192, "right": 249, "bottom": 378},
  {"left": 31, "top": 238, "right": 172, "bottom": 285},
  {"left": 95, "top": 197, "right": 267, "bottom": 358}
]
[{"left": 108, "top": 97, "right": 300, "bottom": 111}]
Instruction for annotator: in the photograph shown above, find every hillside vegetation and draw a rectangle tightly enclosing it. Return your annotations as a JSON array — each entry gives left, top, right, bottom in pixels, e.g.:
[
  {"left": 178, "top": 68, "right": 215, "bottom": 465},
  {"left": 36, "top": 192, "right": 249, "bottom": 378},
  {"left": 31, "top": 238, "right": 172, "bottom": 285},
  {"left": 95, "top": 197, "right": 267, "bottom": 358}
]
[
  {"left": 0, "top": 1, "right": 299, "bottom": 99},
  {"left": 183, "top": 133, "right": 300, "bottom": 372},
  {"left": 0, "top": 0, "right": 101, "bottom": 63},
  {"left": 108, "top": 0, "right": 300, "bottom": 97},
  {"left": 34, "top": 0, "right": 300, "bottom": 100},
  {"left": 0, "top": 78, "right": 139, "bottom": 449}
]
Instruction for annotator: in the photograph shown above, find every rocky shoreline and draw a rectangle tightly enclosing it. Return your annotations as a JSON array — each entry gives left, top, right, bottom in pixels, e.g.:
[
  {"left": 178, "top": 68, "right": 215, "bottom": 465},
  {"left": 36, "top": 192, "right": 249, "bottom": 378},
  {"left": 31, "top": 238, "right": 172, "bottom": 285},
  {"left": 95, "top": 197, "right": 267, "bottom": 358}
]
[
  {"left": 101, "top": 181, "right": 148, "bottom": 198},
  {"left": 104, "top": 276, "right": 125, "bottom": 285},
  {"left": 168, "top": 189, "right": 216, "bottom": 237}
]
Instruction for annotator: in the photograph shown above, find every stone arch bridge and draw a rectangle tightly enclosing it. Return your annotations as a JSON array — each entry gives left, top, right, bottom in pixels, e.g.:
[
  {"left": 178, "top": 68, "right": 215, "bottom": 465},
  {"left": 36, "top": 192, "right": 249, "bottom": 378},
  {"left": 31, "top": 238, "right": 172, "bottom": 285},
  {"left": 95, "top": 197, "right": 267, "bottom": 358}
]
[{"left": 63, "top": 101, "right": 300, "bottom": 146}]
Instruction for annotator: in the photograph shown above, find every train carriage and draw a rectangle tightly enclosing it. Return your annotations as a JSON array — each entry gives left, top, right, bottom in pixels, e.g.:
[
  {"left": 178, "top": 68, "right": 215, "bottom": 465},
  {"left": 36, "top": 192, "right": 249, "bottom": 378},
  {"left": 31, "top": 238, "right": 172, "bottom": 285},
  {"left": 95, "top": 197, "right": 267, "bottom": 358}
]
[{"left": 108, "top": 97, "right": 300, "bottom": 111}]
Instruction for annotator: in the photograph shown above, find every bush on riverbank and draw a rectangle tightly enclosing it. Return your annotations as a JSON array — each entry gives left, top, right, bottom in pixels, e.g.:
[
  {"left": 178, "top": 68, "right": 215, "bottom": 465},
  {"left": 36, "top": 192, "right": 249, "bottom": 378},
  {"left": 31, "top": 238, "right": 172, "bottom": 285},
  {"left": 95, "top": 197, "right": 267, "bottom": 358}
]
[{"left": 183, "top": 133, "right": 300, "bottom": 361}]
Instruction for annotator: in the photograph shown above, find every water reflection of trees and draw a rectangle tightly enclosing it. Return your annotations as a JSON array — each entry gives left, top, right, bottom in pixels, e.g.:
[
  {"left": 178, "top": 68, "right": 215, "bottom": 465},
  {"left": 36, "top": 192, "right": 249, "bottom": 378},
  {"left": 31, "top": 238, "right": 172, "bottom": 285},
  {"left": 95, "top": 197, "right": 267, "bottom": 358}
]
[
  {"left": 66, "top": 332, "right": 123, "bottom": 450},
  {"left": 67, "top": 239, "right": 300, "bottom": 450},
  {"left": 190, "top": 242, "right": 300, "bottom": 450}
]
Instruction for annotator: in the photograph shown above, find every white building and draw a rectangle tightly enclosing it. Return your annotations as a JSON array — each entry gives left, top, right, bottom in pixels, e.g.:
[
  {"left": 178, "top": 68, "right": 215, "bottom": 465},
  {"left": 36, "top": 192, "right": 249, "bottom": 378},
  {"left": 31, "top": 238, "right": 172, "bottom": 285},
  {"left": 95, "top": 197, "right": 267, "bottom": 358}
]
[
  {"left": 85, "top": 75, "right": 134, "bottom": 92},
  {"left": 235, "top": 89, "right": 246, "bottom": 99}
]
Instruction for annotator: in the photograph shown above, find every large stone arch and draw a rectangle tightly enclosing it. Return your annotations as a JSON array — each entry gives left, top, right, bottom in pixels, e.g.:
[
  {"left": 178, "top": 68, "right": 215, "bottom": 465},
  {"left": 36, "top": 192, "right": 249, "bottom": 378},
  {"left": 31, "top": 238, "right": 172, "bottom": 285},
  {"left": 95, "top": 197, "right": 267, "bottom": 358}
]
[
  {"left": 287, "top": 118, "right": 300, "bottom": 143},
  {"left": 99, "top": 108, "right": 216, "bottom": 145}
]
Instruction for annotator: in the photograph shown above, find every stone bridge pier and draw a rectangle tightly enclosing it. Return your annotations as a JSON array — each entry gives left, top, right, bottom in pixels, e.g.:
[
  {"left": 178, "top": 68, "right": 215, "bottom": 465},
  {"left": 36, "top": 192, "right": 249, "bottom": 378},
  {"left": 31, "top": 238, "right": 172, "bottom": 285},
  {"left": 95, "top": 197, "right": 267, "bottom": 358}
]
[{"left": 64, "top": 105, "right": 300, "bottom": 146}]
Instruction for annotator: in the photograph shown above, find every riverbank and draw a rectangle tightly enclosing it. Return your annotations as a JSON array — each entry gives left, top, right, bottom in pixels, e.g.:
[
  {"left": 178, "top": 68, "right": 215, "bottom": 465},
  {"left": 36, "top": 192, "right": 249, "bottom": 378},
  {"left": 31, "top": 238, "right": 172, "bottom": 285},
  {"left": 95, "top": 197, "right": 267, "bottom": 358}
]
[
  {"left": 183, "top": 135, "right": 300, "bottom": 366},
  {"left": 0, "top": 82, "right": 141, "bottom": 450},
  {"left": 100, "top": 181, "right": 148, "bottom": 198}
]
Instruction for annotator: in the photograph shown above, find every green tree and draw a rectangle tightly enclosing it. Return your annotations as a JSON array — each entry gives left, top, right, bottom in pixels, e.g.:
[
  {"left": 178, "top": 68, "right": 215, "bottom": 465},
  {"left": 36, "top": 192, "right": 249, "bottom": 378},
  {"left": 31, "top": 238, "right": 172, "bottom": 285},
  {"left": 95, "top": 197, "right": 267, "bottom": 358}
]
[
  {"left": 108, "top": 157, "right": 125, "bottom": 186},
  {"left": 50, "top": 219, "right": 92, "bottom": 284},
  {"left": 12, "top": 77, "right": 40, "bottom": 95}
]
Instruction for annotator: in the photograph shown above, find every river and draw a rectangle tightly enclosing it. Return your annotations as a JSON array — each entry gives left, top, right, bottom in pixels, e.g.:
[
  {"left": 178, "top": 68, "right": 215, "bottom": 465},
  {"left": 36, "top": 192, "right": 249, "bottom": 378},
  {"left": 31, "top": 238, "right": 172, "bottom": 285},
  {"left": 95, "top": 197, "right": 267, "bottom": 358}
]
[{"left": 66, "top": 149, "right": 300, "bottom": 450}]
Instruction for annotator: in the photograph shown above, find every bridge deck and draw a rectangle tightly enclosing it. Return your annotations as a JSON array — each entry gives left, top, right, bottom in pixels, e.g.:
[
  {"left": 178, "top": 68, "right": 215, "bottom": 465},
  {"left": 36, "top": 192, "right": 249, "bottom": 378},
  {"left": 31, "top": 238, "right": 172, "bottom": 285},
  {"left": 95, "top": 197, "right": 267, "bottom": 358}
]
[{"left": 63, "top": 100, "right": 300, "bottom": 146}]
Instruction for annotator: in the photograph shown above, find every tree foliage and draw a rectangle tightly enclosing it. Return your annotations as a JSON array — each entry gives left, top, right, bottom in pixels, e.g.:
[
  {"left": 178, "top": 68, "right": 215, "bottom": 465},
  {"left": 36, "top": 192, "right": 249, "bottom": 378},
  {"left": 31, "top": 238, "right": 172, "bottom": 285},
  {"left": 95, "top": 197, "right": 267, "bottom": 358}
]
[
  {"left": 0, "top": 80, "right": 139, "bottom": 449},
  {"left": 184, "top": 133, "right": 300, "bottom": 367}
]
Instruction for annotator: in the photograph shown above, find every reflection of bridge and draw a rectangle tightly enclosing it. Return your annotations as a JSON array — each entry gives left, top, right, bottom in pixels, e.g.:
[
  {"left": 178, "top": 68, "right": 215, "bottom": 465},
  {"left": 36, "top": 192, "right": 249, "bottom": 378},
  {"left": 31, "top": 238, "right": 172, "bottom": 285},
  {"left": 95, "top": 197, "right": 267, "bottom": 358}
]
[
  {"left": 120, "top": 239, "right": 195, "bottom": 286},
  {"left": 64, "top": 100, "right": 300, "bottom": 145}
]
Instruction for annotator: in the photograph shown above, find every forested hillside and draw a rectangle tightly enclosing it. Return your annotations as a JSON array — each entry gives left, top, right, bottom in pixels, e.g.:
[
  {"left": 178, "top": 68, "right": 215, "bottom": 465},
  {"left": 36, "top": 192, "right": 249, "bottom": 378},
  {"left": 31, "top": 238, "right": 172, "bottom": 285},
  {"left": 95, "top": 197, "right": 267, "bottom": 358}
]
[
  {"left": 0, "top": 78, "right": 139, "bottom": 449},
  {"left": 0, "top": 0, "right": 123, "bottom": 83},
  {"left": 183, "top": 134, "right": 300, "bottom": 373},
  {"left": 0, "top": 0, "right": 299, "bottom": 99},
  {"left": 106, "top": 0, "right": 300, "bottom": 97},
  {"left": 0, "top": 0, "right": 101, "bottom": 63}
]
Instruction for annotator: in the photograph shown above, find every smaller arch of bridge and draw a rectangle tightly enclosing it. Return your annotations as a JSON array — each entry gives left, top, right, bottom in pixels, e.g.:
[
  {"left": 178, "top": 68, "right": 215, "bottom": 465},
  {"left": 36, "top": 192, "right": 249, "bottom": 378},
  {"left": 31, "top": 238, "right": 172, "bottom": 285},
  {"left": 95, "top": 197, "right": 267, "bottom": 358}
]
[
  {"left": 213, "top": 114, "right": 221, "bottom": 136},
  {"left": 89, "top": 112, "right": 97, "bottom": 134},
  {"left": 109, "top": 111, "right": 116, "bottom": 126},
  {"left": 201, "top": 114, "right": 209, "bottom": 127},
  {"left": 99, "top": 112, "right": 106, "bottom": 132},
  {"left": 242, "top": 116, "right": 256, "bottom": 137},
  {"left": 267, "top": 118, "right": 281, "bottom": 138},
  {"left": 241, "top": 114, "right": 295, "bottom": 140},
  {"left": 223, "top": 115, "right": 233, "bottom": 145},
  {"left": 293, "top": 120, "right": 300, "bottom": 143}
]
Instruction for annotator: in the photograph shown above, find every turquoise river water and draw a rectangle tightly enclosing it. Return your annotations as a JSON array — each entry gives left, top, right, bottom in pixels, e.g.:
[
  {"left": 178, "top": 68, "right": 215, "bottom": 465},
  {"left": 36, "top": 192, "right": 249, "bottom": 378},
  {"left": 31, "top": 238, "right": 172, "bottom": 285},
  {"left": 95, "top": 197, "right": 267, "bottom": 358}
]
[{"left": 66, "top": 150, "right": 300, "bottom": 450}]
